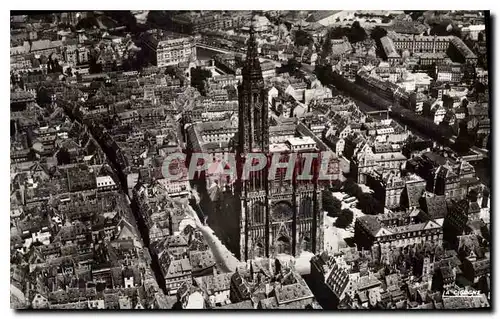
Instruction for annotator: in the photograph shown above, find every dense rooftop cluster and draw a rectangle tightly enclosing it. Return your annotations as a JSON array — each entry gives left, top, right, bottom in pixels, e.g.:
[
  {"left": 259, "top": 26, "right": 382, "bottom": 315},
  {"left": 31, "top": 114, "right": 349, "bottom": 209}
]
[{"left": 10, "top": 10, "right": 490, "bottom": 310}]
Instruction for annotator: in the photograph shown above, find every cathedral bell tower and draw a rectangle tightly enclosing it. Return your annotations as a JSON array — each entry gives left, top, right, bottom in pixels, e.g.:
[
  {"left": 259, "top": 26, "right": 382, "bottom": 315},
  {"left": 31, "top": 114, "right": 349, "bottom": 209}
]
[{"left": 237, "top": 25, "right": 269, "bottom": 154}]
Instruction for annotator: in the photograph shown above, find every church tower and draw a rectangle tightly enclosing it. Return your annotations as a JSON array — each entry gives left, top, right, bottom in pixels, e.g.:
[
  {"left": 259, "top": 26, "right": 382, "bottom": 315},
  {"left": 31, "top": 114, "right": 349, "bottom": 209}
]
[
  {"left": 237, "top": 25, "right": 269, "bottom": 154},
  {"left": 233, "top": 17, "right": 323, "bottom": 262}
]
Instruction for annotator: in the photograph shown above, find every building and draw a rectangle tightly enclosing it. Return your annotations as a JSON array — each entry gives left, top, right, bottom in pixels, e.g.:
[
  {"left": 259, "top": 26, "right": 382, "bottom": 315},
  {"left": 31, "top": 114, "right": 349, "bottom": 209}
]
[
  {"left": 171, "top": 12, "right": 235, "bottom": 34},
  {"left": 380, "top": 36, "right": 401, "bottom": 65},
  {"left": 388, "top": 33, "right": 477, "bottom": 65},
  {"left": 366, "top": 170, "right": 405, "bottom": 209},
  {"left": 461, "top": 24, "right": 486, "bottom": 41},
  {"left": 389, "top": 33, "right": 450, "bottom": 54},
  {"left": 260, "top": 61, "right": 276, "bottom": 80},
  {"left": 311, "top": 252, "right": 382, "bottom": 306},
  {"left": 355, "top": 214, "right": 443, "bottom": 257},
  {"left": 141, "top": 30, "right": 196, "bottom": 67},
  {"left": 329, "top": 37, "right": 353, "bottom": 59},
  {"left": 436, "top": 63, "right": 464, "bottom": 83},
  {"left": 351, "top": 143, "right": 406, "bottom": 184},
  {"left": 212, "top": 25, "right": 327, "bottom": 261},
  {"left": 448, "top": 37, "right": 478, "bottom": 65},
  {"left": 443, "top": 199, "right": 483, "bottom": 249},
  {"left": 194, "top": 273, "right": 232, "bottom": 307},
  {"left": 417, "top": 52, "right": 447, "bottom": 66},
  {"left": 431, "top": 165, "right": 463, "bottom": 201},
  {"left": 235, "top": 27, "right": 321, "bottom": 260}
]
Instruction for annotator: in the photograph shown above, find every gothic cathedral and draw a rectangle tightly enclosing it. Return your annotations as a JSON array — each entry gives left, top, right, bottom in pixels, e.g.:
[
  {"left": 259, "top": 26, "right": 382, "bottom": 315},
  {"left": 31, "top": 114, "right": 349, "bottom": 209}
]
[{"left": 236, "top": 26, "right": 323, "bottom": 262}]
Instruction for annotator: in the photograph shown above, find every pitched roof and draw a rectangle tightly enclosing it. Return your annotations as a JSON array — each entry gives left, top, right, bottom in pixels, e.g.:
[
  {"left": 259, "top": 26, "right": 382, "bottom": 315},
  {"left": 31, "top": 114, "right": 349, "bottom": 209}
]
[
  {"left": 165, "top": 258, "right": 192, "bottom": 279},
  {"left": 189, "top": 250, "right": 215, "bottom": 272},
  {"left": 275, "top": 282, "right": 314, "bottom": 304},
  {"left": 423, "top": 195, "right": 448, "bottom": 219},
  {"left": 357, "top": 215, "right": 382, "bottom": 236},
  {"left": 194, "top": 273, "right": 232, "bottom": 294}
]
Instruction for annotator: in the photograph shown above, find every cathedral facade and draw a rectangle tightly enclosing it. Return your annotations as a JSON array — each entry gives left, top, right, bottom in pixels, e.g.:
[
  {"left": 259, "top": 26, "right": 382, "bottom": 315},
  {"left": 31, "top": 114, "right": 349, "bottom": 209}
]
[{"left": 235, "top": 27, "right": 324, "bottom": 262}]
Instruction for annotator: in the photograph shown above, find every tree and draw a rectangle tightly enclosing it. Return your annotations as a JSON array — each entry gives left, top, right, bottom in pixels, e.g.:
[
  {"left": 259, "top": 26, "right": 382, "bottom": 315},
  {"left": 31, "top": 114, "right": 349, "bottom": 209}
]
[
  {"left": 370, "top": 26, "right": 388, "bottom": 42},
  {"left": 404, "top": 11, "right": 425, "bottom": 21},
  {"left": 335, "top": 208, "right": 354, "bottom": 228},
  {"left": 294, "top": 29, "right": 313, "bottom": 47},
  {"left": 358, "top": 193, "right": 383, "bottom": 215},
  {"left": 320, "top": 38, "right": 332, "bottom": 61},
  {"left": 455, "top": 121, "right": 474, "bottom": 155},
  {"left": 348, "top": 21, "right": 367, "bottom": 43},
  {"left": 146, "top": 10, "right": 182, "bottom": 32},
  {"left": 285, "top": 58, "right": 301, "bottom": 76},
  {"left": 478, "top": 31, "right": 485, "bottom": 42},
  {"left": 36, "top": 86, "right": 51, "bottom": 106},
  {"left": 190, "top": 67, "right": 211, "bottom": 96},
  {"left": 106, "top": 11, "right": 139, "bottom": 33},
  {"left": 326, "top": 27, "right": 346, "bottom": 40},
  {"left": 314, "top": 64, "right": 332, "bottom": 84},
  {"left": 330, "top": 179, "right": 343, "bottom": 191},
  {"left": 52, "top": 58, "right": 62, "bottom": 73},
  {"left": 475, "top": 81, "right": 487, "bottom": 95},
  {"left": 342, "top": 178, "right": 362, "bottom": 198},
  {"left": 56, "top": 147, "right": 71, "bottom": 165},
  {"left": 322, "top": 190, "right": 342, "bottom": 217},
  {"left": 422, "top": 101, "right": 432, "bottom": 117}
]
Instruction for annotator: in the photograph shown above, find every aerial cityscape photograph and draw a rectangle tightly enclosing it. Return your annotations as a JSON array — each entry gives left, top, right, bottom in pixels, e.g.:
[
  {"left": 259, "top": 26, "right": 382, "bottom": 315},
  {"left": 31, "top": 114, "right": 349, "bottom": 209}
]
[{"left": 10, "top": 9, "right": 491, "bottom": 310}]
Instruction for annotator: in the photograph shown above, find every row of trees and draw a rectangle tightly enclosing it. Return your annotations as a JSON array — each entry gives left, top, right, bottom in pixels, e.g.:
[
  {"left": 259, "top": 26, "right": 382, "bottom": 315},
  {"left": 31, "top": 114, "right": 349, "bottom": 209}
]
[
  {"left": 335, "top": 209, "right": 354, "bottom": 228},
  {"left": 343, "top": 178, "right": 384, "bottom": 215},
  {"left": 322, "top": 178, "right": 384, "bottom": 228},
  {"left": 322, "top": 190, "right": 355, "bottom": 228},
  {"left": 322, "top": 190, "right": 355, "bottom": 229}
]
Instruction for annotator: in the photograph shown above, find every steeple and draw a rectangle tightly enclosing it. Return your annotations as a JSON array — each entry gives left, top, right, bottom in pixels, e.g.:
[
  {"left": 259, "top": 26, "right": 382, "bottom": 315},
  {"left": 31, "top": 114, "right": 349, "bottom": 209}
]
[
  {"left": 242, "top": 18, "right": 263, "bottom": 87},
  {"left": 237, "top": 13, "right": 269, "bottom": 154}
]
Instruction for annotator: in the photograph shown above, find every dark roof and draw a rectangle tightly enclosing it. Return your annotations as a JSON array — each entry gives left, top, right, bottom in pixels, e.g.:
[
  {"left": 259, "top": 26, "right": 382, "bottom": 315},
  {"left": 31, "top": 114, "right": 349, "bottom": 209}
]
[
  {"left": 189, "top": 250, "right": 215, "bottom": 272},
  {"left": 424, "top": 195, "right": 448, "bottom": 219},
  {"left": 357, "top": 215, "right": 382, "bottom": 236},
  {"left": 422, "top": 152, "right": 448, "bottom": 166}
]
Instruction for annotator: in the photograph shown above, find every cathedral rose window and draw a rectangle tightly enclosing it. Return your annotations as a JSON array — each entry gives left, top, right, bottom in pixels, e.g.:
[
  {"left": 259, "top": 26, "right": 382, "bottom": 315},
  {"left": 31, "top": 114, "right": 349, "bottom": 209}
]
[{"left": 272, "top": 201, "right": 293, "bottom": 222}]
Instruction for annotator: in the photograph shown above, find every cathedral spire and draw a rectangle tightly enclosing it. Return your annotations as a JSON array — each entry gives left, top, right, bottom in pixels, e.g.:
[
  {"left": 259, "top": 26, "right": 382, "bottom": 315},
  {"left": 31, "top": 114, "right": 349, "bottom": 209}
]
[
  {"left": 243, "top": 15, "right": 262, "bottom": 82},
  {"left": 237, "top": 13, "right": 269, "bottom": 155}
]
